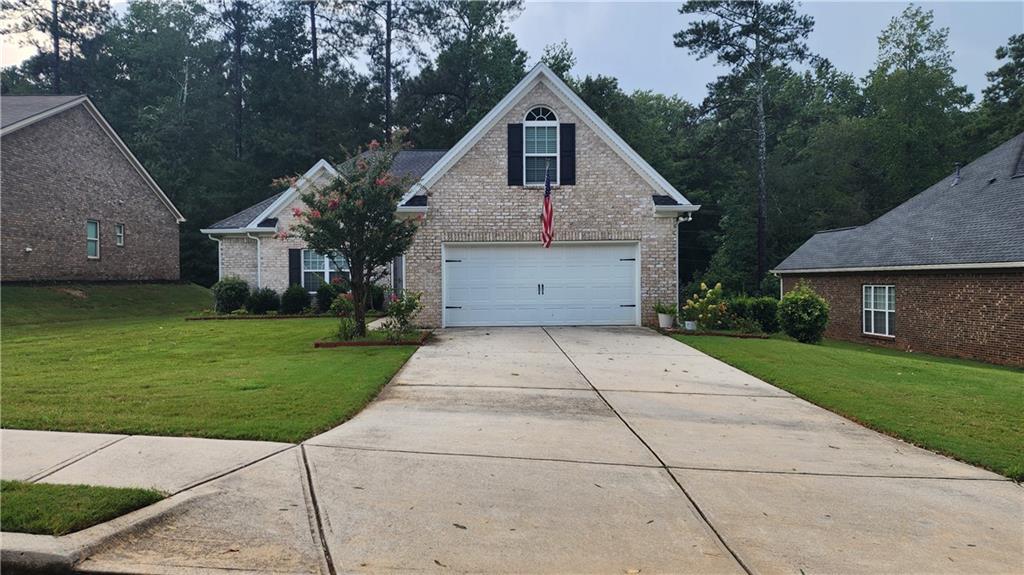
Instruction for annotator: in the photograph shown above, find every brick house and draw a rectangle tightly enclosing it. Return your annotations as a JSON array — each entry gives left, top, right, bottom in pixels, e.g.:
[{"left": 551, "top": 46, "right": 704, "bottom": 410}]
[
  {"left": 202, "top": 65, "right": 700, "bottom": 327},
  {"left": 773, "top": 133, "right": 1024, "bottom": 367},
  {"left": 1, "top": 96, "right": 185, "bottom": 282}
]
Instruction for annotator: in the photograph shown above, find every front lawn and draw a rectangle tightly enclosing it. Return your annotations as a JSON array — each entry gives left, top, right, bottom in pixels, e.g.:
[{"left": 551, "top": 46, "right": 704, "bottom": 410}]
[
  {"left": 0, "top": 481, "right": 164, "bottom": 536},
  {"left": 675, "top": 335, "right": 1024, "bottom": 480},
  {"left": 1, "top": 284, "right": 416, "bottom": 443}
]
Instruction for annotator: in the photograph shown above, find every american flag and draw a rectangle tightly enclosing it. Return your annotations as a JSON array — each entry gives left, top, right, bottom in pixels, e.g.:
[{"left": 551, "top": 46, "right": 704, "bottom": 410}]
[{"left": 541, "top": 164, "right": 553, "bottom": 248}]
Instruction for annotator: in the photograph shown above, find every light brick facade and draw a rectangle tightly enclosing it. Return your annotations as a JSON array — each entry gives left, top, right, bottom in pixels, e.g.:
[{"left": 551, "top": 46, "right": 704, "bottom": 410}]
[
  {"left": 405, "top": 81, "right": 679, "bottom": 327},
  {"left": 215, "top": 79, "right": 683, "bottom": 327},
  {"left": 781, "top": 270, "right": 1024, "bottom": 367},
  {"left": 1, "top": 105, "right": 180, "bottom": 281}
]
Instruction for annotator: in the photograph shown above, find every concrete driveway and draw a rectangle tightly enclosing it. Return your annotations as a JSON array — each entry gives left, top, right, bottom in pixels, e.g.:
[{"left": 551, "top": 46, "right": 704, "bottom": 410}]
[{"left": 79, "top": 327, "right": 1022, "bottom": 574}]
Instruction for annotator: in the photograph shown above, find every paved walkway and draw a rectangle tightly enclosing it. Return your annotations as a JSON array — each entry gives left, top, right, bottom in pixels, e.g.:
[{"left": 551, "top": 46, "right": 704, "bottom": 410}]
[{"left": 2, "top": 327, "right": 1021, "bottom": 574}]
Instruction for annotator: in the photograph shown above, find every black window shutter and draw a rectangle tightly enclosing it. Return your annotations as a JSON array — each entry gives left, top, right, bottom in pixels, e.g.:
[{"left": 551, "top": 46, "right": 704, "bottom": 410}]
[
  {"left": 559, "top": 123, "right": 576, "bottom": 185},
  {"left": 507, "top": 123, "right": 523, "bottom": 186},
  {"left": 288, "top": 249, "right": 302, "bottom": 286}
]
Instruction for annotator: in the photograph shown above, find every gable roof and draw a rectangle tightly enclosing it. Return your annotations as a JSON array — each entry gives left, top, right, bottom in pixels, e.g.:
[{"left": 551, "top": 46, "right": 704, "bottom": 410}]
[
  {"left": 201, "top": 150, "right": 448, "bottom": 233},
  {"left": 1, "top": 95, "right": 85, "bottom": 129},
  {"left": 2, "top": 95, "right": 186, "bottom": 223},
  {"left": 774, "top": 132, "right": 1024, "bottom": 273},
  {"left": 398, "top": 63, "right": 698, "bottom": 212}
]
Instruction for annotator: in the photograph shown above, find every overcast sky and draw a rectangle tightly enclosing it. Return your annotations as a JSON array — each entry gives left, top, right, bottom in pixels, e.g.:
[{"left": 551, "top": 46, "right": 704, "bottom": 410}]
[
  {"left": 2, "top": 1, "right": 1020, "bottom": 105},
  {"left": 510, "top": 1, "right": 1022, "bottom": 104}
]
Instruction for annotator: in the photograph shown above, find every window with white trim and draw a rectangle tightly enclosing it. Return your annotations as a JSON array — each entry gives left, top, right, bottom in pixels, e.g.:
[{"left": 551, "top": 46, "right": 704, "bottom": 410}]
[
  {"left": 863, "top": 285, "right": 895, "bottom": 336},
  {"left": 524, "top": 106, "right": 558, "bottom": 186},
  {"left": 115, "top": 223, "right": 125, "bottom": 246},
  {"left": 302, "top": 250, "right": 348, "bottom": 292},
  {"left": 86, "top": 220, "right": 100, "bottom": 259}
]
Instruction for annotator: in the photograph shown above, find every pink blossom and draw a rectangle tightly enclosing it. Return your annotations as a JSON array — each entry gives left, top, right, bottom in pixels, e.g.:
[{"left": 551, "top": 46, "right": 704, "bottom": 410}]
[
  {"left": 355, "top": 199, "right": 364, "bottom": 208},
  {"left": 389, "top": 293, "right": 399, "bottom": 303},
  {"left": 368, "top": 140, "right": 380, "bottom": 150},
  {"left": 356, "top": 159, "right": 368, "bottom": 171},
  {"left": 273, "top": 230, "right": 291, "bottom": 240},
  {"left": 292, "top": 207, "right": 303, "bottom": 218},
  {"left": 310, "top": 209, "right": 322, "bottom": 219},
  {"left": 327, "top": 198, "right": 340, "bottom": 210},
  {"left": 375, "top": 173, "right": 392, "bottom": 187}
]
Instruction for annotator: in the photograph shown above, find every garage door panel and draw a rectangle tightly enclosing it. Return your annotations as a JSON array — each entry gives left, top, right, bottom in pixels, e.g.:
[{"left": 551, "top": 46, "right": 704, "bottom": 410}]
[{"left": 444, "top": 243, "right": 638, "bottom": 327}]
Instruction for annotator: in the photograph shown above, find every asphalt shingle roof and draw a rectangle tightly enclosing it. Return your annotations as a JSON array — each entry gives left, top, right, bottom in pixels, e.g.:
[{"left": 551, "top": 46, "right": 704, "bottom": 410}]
[
  {"left": 207, "top": 150, "right": 448, "bottom": 229},
  {"left": 775, "top": 132, "right": 1024, "bottom": 271},
  {"left": 1, "top": 95, "right": 85, "bottom": 129}
]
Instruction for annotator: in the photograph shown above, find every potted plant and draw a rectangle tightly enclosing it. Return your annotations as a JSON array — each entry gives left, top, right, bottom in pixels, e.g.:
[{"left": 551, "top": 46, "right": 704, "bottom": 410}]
[
  {"left": 653, "top": 302, "right": 677, "bottom": 329},
  {"left": 680, "top": 305, "right": 698, "bottom": 331}
]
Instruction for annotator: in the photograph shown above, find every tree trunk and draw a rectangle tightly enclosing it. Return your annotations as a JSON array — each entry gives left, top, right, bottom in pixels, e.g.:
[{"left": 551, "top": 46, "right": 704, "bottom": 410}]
[
  {"left": 232, "top": 1, "right": 244, "bottom": 160},
  {"left": 383, "top": 0, "right": 392, "bottom": 140},
  {"left": 755, "top": 80, "right": 768, "bottom": 286},
  {"left": 753, "top": 0, "right": 768, "bottom": 288},
  {"left": 51, "top": 0, "right": 60, "bottom": 94},
  {"left": 309, "top": 1, "right": 318, "bottom": 78}
]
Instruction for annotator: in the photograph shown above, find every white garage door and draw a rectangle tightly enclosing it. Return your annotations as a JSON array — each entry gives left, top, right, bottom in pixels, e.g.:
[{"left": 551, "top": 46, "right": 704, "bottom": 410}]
[{"left": 443, "top": 243, "right": 639, "bottom": 327}]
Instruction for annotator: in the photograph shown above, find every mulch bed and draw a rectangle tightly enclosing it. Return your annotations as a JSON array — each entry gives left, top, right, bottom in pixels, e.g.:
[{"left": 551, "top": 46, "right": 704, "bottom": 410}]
[
  {"left": 314, "top": 330, "right": 432, "bottom": 348},
  {"left": 661, "top": 328, "right": 769, "bottom": 339},
  {"left": 186, "top": 313, "right": 384, "bottom": 321}
]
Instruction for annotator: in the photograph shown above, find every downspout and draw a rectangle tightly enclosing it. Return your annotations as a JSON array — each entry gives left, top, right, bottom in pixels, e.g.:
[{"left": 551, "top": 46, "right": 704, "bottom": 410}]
[
  {"left": 246, "top": 233, "right": 262, "bottom": 288},
  {"left": 207, "top": 234, "right": 222, "bottom": 282}
]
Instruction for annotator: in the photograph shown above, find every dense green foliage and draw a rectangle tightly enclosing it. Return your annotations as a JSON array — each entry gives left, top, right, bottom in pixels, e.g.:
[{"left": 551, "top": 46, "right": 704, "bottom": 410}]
[
  {"left": 2, "top": 2, "right": 1018, "bottom": 295},
  {"left": 316, "top": 282, "right": 344, "bottom": 314},
  {"left": 777, "top": 282, "right": 829, "bottom": 343},
  {"left": 1, "top": 481, "right": 164, "bottom": 536},
  {"left": 280, "top": 284, "right": 311, "bottom": 314},
  {"left": 246, "top": 286, "right": 280, "bottom": 314},
  {"left": 0, "top": 283, "right": 210, "bottom": 326},
  {"left": 675, "top": 335, "right": 1024, "bottom": 480},
  {"left": 211, "top": 276, "right": 249, "bottom": 313},
  {"left": 728, "top": 296, "right": 779, "bottom": 334},
  {"left": 0, "top": 284, "right": 416, "bottom": 442}
]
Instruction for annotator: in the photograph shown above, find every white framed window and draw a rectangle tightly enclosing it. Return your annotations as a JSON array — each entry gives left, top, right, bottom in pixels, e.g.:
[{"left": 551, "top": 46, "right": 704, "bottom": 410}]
[
  {"left": 302, "top": 250, "right": 349, "bottom": 292},
  {"left": 863, "top": 285, "right": 895, "bottom": 337},
  {"left": 524, "top": 106, "right": 558, "bottom": 186},
  {"left": 86, "top": 220, "right": 100, "bottom": 259},
  {"left": 115, "top": 223, "right": 125, "bottom": 246}
]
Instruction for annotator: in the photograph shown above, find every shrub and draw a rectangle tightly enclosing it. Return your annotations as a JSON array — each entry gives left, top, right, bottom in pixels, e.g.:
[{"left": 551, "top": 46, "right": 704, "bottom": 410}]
[
  {"left": 315, "top": 282, "right": 344, "bottom": 314},
  {"left": 382, "top": 291, "right": 422, "bottom": 342},
  {"left": 778, "top": 282, "right": 829, "bottom": 344},
  {"left": 727, "top": 295, "right": 779, "bottom": 334},
  {"left": 246, "top": 287, "right": 280, "bottom": 315},
  {"left": 329, "top": 292, "right": 354, "bottom": 317},
  {"left": 682, "top": 282, "right": 728, "bottom": 330},
  {"left": 337, "top": 317, "right": 357, "bottom": 341},
  {"left": 749, "top": 296, "right": 780, "bottom": 333},
  {"left": 280, "top": 285, "right": 311, "bottom": 315},
  {"left": 211, "top": 277, "right": 249, "bottom": 314}
]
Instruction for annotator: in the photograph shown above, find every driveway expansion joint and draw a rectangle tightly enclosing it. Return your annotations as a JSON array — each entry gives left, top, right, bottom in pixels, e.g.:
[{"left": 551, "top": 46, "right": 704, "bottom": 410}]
[
  {"left": 667, "top": 464, "right": 1014, "bottom": 482},
  {"left": 541, "top": 327, "right": 754, "bottom": 575},
  {"left": 299, "top": 445, "right": 337, "bottom": 575},
  {"left": 301, "top": 443, "right": 664, "bottom": 469},
  {"left": 168, "top": 443, "right": 298, "bottom": 496},
  {"left": 27, "top": 434, "right": 130, "bottom": 483}
]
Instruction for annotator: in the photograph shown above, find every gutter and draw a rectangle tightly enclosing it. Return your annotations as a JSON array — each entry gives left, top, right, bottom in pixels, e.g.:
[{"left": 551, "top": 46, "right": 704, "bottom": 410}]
[{"left": 771, "top": 261, "right": 1024, "bottom": 274}]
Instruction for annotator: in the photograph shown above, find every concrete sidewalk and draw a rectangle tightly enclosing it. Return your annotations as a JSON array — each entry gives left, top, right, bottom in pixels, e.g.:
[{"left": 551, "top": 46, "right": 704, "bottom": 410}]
[{"left": 2, "top": 327, "right": 1021, "bottom": 574}]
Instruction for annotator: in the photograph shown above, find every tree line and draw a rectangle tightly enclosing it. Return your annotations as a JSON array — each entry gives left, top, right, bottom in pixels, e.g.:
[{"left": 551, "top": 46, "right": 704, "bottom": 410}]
[{"left": 2, "top": 0, "right": 1021, "bottom": 294}]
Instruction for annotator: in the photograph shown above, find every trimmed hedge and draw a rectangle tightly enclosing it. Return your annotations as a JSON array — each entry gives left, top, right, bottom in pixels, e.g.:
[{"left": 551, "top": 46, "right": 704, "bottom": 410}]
[
  {"left": 315, "top": 283, "right": 344, "bottom": 314},
  {"left": 280, "top": 285, "right": 311, "bottom": 314},
  {"left": 246, "top": 288, "right": 280, "bottom": 315},
  {"left": 211, "top": 277, "right": 249, "bottom": 314},
  {"left": 778, "top": 282, "right": 830, "bottom": 344},
  {"left": 726, "top": 296, "right": 779, "bottom": 334}
]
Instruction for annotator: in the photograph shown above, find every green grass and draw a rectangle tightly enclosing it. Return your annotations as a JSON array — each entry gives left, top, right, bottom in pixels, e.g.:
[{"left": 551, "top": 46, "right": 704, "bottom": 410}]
[
  {"left": 1, "top": 284, "right": 416, "bottom": 442},
  {"left": 1, "top": 481, "right": 164, "bottom": 536},
  {"left": 675, "top": 334, "right": 1024, "bottom": 480}
]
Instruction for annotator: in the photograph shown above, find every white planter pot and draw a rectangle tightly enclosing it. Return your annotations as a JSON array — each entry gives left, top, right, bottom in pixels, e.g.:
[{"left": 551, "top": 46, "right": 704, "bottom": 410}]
[
  {"left": 658, "top": 313, "right": 674, "bottom": 329},
  {"left": 684, "top": 320, "right": 697, "bottom": 332}
]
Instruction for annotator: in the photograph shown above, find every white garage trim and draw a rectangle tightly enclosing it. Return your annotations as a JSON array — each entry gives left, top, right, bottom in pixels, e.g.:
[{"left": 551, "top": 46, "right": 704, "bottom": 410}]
[{"left": 441, "top": 241, "right": 641, "bottom": 328}]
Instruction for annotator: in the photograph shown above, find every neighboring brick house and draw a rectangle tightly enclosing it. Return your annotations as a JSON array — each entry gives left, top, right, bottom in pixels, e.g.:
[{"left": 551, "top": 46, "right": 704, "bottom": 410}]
[
  {"left": 1, "top": 96, "right": 184, "bottom": 282},
  {"left": 202, "top": 65, "right": 700, "bottom": 327},
  {"left": 774, "top": 133, "right": 1024, "bottom": 367}
]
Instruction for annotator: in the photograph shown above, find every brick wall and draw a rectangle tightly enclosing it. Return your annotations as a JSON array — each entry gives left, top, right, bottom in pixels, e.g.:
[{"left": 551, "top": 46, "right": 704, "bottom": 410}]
[
  {"left": 1, "top": 106, "right": 180, "bottom": 281},
  {"left": 405, "top": 80, "right": 679, "bottom": 327},
  {"left": 781, "top": 270, "right": 1024, "bottom": 367}
]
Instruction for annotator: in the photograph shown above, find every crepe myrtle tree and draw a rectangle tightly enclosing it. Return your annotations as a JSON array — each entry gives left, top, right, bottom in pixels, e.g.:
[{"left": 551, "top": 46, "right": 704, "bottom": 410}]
[{"left": 284, "top": 136, "right": 419, "bottom": 336}]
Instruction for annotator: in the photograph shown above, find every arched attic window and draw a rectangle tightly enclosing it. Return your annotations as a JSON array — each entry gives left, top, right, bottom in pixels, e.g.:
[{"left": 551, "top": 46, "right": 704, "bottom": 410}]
[{"left": 524, "top": 106, "right": 558, "bottom": 185}]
